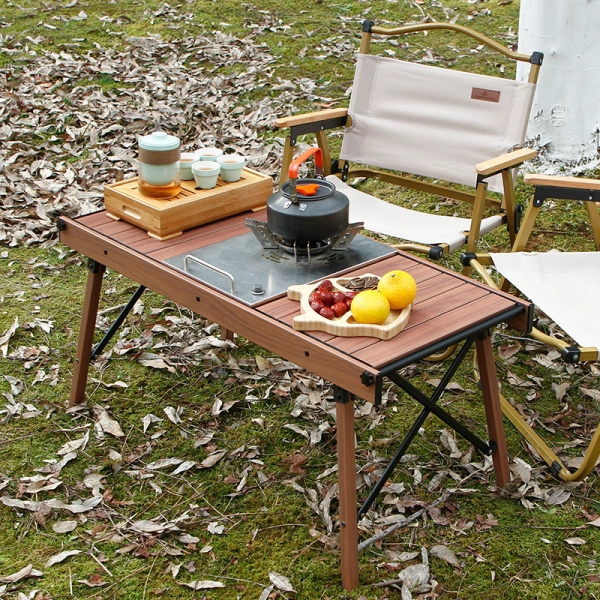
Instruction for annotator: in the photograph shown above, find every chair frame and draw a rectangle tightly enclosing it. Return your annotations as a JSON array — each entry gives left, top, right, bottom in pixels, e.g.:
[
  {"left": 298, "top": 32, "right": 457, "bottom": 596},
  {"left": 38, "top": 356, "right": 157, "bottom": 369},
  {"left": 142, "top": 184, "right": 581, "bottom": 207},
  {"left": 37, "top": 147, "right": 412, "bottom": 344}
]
[
  {"left": 275, "top": 20, "right": 543, "bottom": 260},
  {"left": 464, "top": 174, "right": 600, "bottom": 480}
]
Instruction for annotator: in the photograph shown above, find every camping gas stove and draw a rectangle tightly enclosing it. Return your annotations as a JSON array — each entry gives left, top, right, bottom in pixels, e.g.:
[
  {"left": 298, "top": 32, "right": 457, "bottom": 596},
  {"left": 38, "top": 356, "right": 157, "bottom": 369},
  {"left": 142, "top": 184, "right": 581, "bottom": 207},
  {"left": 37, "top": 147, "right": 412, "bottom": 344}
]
[
  {"left": 245, "top": 217, "right": 365, "bottom": 258},
  {"left": 163, "top": 222, "right": 395, "bottom": 307}
]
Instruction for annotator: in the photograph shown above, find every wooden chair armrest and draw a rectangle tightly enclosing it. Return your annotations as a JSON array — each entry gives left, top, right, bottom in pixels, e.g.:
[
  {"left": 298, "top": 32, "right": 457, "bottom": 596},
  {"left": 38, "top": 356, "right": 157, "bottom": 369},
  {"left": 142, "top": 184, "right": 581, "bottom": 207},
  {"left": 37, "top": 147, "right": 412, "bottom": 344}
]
[
  {"left": 523, "top": 174, "right": 600, "bottom": 191},
  {"left": 476, "top": 147, "right": 538, "bottom": 176},
  {"left": 274, "top": 108, "right": 349, "bottom": 129}
]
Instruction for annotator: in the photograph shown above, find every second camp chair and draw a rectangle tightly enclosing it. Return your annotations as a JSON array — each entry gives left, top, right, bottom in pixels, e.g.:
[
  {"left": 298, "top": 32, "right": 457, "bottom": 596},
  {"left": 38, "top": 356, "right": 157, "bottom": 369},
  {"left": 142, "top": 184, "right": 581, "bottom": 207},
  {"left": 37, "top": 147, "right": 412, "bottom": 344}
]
[
  {"left": 275, "top": 20, "right": 543, "bottom": 261},
  {"left": 464, "top": 174, "right": 600, "bottom": 481}
]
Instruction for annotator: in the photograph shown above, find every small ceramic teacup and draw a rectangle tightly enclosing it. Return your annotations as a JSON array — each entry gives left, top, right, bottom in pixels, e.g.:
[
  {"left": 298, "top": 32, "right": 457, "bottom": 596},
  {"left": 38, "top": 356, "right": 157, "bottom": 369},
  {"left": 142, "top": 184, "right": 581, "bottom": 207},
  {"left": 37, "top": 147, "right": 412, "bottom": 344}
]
[
  {"left": 195, "top": 147, "right": 223, "bottom": 161},
  {"left": 179, "top": 152, "right": 198, "bottom": 181},
  {"left": 217, "top": 154, "right": 246, "bottom": 183},
  {"left": 191, "top": 161, "right": 220, "bottom": 190}
]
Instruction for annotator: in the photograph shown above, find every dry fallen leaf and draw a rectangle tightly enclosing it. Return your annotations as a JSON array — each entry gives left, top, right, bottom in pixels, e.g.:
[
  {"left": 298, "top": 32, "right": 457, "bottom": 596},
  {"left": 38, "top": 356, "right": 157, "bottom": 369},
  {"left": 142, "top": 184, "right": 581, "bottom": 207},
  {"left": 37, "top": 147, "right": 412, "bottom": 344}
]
[
  {"left": 142, "top": 413, "right": 163, "bottom": 433},
  {"left": 564, "top": 537, "right": 587, "bottom": 546},
  {"left": 580, "top": 387, "right": 600, "bottom": 402},
  {"left": 45, "top": 549, "right": 82, "bottom": 568},
  {"left": 207, "top": 522, "right": 225, "bottom": 535},
  {"left": 198, "top": 450, "right": 227, "bottom": 469},
  {"left": 269, "top": 571, "right": 296, "bottom": 592},
  {"left": 171, "top": 460, "right": 196, "bottom": 475},
  {"left": 0, "top": 564, "right": 43, "bottom": 583},
  {"left": 1, "top": 495, "right": 102, "bottom": 514},
  {"left": 283, "top": 452, "right": 309, "bottom": 474},
  {"left": 178, "top": 580, "right": 225, "bottom": 590},
  {"left": 95, "top": 409, "right": 125, "bottom": 437},
  {"left": 56, "top": 430, "right": 89, "bottom": 455},
  {"left": 52, "top": 520, "right": 78, "bottom": 533},
  {"left": 146, "top": 457, "right": 184, "bottom": 470},
  {"left": 132, "top": 520, "right": 179, "bottom": 534},
  {"left": 0, "top": 317, "right": 19, "bottom": 357},
  {"left": 77, "top": 574, "right": 107, "bottom": 587},
  {"left": 430, "top": 544, "right": 461, "bottom": 568},
  {"left": 164, "top": 406, "right": 183, "bottom": 424}
]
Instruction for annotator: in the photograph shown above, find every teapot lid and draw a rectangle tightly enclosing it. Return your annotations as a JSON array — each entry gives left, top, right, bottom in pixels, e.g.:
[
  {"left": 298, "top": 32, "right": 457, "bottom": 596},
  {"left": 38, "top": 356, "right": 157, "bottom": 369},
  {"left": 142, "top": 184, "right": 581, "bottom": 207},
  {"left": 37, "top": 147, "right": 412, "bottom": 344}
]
[{"left": 139, "top": 130, "right": 180, "bottom": 151}]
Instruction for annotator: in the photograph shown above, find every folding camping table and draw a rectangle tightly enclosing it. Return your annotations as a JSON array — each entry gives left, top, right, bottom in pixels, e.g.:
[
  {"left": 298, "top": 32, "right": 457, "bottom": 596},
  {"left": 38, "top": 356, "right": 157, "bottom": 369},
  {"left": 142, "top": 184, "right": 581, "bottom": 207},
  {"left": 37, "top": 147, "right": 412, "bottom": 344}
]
[{"left": 58, "top": 208, "right": 531, "bottom": 591}]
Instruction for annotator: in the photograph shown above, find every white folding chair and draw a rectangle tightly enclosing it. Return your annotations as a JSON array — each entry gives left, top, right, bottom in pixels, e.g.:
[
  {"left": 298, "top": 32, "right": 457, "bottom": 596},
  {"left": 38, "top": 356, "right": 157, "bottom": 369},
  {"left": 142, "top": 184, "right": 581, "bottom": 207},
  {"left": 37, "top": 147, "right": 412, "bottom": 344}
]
[
  {"left": 465, "top": 174, "right": 600, "bottom": 480},
  {"left": 275, "top": 20, "right": 543, "bottom": 261}
]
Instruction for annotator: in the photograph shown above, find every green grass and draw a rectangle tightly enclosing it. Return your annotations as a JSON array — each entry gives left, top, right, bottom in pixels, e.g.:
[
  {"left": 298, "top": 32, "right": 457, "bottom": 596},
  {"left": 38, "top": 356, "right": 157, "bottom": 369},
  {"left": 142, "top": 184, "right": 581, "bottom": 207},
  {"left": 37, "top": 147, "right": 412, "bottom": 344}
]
[{"left": 2, "top": 1, "right": 600, "bottom": 598}]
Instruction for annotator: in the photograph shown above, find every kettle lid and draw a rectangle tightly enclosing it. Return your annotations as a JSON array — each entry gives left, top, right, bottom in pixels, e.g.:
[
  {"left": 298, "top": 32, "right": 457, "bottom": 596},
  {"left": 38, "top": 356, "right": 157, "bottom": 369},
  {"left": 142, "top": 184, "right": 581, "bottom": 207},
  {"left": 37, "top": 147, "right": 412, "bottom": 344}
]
[{"left": 280, "top": 178, "right": 336, "bottom": 200}]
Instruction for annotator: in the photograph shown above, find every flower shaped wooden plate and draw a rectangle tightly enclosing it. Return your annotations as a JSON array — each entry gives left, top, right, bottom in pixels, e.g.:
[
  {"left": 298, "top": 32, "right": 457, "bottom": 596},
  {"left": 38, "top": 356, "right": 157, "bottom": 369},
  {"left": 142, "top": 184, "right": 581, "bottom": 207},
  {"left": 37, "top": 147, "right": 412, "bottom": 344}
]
[{"left": 287, "top": 274, "right": 412, "bottom": 340}]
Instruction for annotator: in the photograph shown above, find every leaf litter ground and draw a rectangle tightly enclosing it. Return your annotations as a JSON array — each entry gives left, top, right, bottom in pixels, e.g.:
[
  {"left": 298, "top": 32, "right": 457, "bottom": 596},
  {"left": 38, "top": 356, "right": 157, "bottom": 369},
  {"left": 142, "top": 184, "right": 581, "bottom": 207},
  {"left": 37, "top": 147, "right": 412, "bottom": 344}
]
[{"left": 2, "top": 2, "right": 600, "bottom": 599}]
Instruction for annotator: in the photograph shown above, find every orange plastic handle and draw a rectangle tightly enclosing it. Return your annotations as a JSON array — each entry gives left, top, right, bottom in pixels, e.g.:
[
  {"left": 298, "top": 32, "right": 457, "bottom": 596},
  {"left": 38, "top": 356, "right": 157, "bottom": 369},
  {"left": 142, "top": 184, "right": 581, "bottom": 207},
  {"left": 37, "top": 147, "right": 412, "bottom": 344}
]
[{"left": 287, "top": 147, "right": 323, "bottom": 180}]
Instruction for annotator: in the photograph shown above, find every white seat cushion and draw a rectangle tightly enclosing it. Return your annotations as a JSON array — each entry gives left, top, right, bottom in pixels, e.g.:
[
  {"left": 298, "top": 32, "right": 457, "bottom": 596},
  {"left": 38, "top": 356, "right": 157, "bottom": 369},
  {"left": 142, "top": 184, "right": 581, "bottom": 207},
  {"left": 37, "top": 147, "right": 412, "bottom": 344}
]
[
  {"left": 491, "top": 250, "right": 600, "bottom": 349},
  {"left": 329, "top": 176, "right": 503, "bottom": 252}
]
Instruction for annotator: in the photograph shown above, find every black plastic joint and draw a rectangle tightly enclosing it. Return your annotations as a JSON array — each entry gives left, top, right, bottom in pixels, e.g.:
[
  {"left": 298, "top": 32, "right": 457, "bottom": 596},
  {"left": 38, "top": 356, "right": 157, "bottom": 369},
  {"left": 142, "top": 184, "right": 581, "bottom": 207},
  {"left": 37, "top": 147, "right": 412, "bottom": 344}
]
[
  {"left": 550, "top": 460, "right": 563, "bottom": 477},
  {"left": 485, "top": 440, "right": 498, "bottom": 456},
  {"left": 561, "top": 346, "right": 581, "bottom": 363},
  {"left": 530, "top": 51, "right": 544, "bottom": 66},
  {"left": 87, "top": 258, "right": 100, "bottom": 273},
  {"left": 341, "top": 161, "right": 349, "bottom": 183},
  {"left": 478, "top": 328, "right": 492, "bottom": 341},
  {"left": 362, "top": 19, "right": 374, "bottom": 33},
  {"left": 56, "top": 218, "right": 66, "bottom": 231},
  {"left": 360, "top": 371, "right": 374, "bottom": 387},
  {"left": 332, "top": 385, "right": 351, "bottom": 403},
  {"left": 428, "top": 246, "right": 444, "bottom": 260},
  {"left": 460, "top": 252, "right": 477, "bottom": 267},
  {"left": 515, "top": 203, "right": 523, "bottom": 233}
]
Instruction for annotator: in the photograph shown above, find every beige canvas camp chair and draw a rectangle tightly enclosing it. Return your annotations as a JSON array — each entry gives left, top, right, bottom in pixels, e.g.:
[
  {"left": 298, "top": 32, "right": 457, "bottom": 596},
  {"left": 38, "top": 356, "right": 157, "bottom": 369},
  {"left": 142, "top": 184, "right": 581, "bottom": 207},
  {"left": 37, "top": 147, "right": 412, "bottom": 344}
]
[
  {"left": 275, "top": 20, "right": 543, "bottom": 261},
  {"left": 464, "top": 174, "right": 600, "bottom": 480}
]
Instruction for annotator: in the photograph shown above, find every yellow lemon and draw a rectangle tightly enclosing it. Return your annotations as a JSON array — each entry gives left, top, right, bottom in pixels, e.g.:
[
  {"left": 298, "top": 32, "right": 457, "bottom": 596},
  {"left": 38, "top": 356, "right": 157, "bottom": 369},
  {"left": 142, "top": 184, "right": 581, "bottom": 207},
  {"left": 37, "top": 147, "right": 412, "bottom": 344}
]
[
  {"left": 350, "top": 290, "right": 390, "bottom": 324},
  {"left": 377, "top": 270, "right": 417, "bottom": 309}
]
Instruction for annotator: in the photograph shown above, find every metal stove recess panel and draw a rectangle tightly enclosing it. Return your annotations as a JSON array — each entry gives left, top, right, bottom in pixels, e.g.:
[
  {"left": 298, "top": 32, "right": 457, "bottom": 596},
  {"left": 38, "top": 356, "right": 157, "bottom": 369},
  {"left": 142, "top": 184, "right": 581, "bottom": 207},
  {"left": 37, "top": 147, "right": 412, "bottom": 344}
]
[{"left": 163, "top": 232, "right": 395, "bottom": 307}]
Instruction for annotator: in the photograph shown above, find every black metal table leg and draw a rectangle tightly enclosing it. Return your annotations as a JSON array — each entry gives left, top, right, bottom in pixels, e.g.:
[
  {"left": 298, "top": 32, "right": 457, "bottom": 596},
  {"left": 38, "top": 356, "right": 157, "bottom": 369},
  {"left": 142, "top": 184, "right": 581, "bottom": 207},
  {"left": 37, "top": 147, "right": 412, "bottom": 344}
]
[
  {"left": 358, "top": 335, "right": 494, "bottom": 519},
  {"left": 90, "top": 285, "right": 146, "bottom": 359}
]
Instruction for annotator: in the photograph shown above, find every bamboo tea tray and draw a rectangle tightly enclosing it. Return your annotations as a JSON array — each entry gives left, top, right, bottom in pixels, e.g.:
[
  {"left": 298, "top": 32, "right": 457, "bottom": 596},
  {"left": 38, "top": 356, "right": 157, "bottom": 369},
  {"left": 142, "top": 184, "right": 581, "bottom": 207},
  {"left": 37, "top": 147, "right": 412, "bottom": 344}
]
[
  {"left": 287, "top": 275, "right": 412, "bottom": 340},
  {"left": 104, "top": 168, "right": 273, "bottom": 241}
]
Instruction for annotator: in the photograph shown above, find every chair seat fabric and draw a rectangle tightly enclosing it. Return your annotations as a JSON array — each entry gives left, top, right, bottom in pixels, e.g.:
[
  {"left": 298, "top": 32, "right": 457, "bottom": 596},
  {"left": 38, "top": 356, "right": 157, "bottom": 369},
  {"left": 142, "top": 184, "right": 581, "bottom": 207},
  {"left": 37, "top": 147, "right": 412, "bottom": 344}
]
[
  {"left": 491, "top": 250, "right": 600, "bottom": 348},
  {"left": 329, "top": 175, "right": 503, "bottom": 252}
]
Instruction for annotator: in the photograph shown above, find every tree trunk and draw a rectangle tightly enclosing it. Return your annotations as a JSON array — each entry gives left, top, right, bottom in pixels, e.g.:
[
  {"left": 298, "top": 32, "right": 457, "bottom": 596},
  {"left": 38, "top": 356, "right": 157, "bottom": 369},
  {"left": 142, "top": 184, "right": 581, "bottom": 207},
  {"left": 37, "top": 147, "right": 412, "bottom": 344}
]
[{"left": 517, "top": 0, "right": 600, "bottom": 164}]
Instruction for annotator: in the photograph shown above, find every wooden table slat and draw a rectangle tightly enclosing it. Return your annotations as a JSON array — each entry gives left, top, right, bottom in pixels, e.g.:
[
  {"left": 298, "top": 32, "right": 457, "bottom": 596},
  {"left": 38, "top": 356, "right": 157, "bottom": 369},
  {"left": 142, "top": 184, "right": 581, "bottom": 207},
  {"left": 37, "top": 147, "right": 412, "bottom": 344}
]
[{"left": 355, "top": 293, "right": 512, "bottom": 366}]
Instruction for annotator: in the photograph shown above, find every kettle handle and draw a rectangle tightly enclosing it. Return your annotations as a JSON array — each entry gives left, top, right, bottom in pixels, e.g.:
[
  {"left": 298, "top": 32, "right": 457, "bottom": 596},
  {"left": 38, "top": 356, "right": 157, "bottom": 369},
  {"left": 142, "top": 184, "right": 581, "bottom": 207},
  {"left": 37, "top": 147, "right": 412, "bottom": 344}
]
[{"left": 287, "top": 147, "right": 324, "bottom": 203}]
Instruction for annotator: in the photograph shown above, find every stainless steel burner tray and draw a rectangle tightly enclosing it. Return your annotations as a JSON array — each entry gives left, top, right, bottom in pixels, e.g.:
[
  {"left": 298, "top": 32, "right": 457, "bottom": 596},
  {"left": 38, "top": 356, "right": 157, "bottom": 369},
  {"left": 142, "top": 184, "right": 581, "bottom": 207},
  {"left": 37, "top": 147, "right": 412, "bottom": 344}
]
[{"left": 163, "top": 232, "right": 395, "bottom": 306}]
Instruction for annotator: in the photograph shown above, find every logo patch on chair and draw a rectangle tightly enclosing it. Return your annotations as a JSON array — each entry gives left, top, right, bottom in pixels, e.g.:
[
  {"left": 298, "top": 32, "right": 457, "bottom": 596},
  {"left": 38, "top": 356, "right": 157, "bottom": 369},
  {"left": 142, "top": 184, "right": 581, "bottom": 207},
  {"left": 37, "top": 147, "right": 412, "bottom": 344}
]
[{"left": 471, "top": 88, "right": 501, "bottom": 103}]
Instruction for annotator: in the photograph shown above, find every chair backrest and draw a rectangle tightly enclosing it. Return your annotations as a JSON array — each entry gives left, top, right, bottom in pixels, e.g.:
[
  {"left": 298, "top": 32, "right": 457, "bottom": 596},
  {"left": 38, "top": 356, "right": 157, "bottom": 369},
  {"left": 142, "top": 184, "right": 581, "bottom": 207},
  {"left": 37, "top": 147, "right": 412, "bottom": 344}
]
[
  {"left": 340, "top": 22, "right": 541, "bottom": 193},
  {"left": 341, "top": 54, "right": 536, "bottom": 192}
]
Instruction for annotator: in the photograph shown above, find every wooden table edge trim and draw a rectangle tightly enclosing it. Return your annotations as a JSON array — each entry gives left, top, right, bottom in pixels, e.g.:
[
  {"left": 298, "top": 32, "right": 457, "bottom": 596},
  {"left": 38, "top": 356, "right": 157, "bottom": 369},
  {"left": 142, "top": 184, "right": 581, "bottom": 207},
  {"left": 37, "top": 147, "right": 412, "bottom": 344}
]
[{"left": 58, "top": 216, "right": 378, "bottom": 404}]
